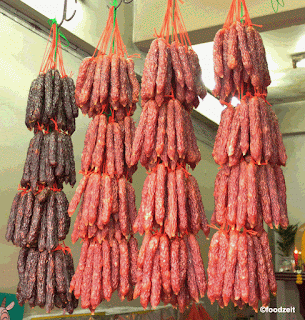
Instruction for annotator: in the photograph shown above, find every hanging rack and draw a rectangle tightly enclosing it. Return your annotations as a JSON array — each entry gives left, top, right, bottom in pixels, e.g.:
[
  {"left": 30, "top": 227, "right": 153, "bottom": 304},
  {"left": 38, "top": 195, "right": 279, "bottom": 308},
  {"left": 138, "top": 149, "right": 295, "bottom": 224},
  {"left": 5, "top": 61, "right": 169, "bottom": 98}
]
[
  {"left": 107, "top": 0, "right": 134, "bottom": 10},
  {"left": 58, "top": 0, "right": 77, "bottom": 28}
]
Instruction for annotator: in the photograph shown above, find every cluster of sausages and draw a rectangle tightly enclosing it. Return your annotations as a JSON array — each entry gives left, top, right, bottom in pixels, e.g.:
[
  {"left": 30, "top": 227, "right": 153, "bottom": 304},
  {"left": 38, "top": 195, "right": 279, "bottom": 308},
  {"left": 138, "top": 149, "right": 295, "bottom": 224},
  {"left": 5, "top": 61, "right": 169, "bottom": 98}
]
[
  {"left": 16, "top": 247, "right": 78, "bottom": 313},
  {"left": 212, "top": 159, "right": 288, "bottom": 231},
  {"left": 75, "top": 54, "right": 139, "bottom": 118},
  {"left": 69, "top": 173, "right": 137, "bottom": 244},
  {"left": 68, "top": 51, "right": 141, "bottom": 313},
  {"left": 6, "top": 189, "right": 71, "bottom": 252},
  {"left": 133, "top": 163, "right": 209, "bottom": 238},
  {"left": 130, "top": 99, "right": 201, "bottom": 170},
  {"left": 131, "top": 35, "right": 208, "bottom": 312},
  {"left": 7, "top": 62, "right": 78, "bottom": 314},
  {"left": 213, "top": 97, "right": 287, "bottom": 167},
  {"left": 208, "top": 229, "right": 276, "bottom": 312},
  {"left": 134, "top": 232, "right": 207, "bottom": 313},
  {"left": 26, "top": 69, "right": 78, "bottom": 135},
  {"left": 69, "top": 236, "right": 138, "bottom": 313},
  {"left": 141, "top": 38, "right": 206, "bottom": 111},
  {"left": 213, "top": 22, "right": 270, "bottom": 101},
  {"left": 79, "top": 113, "right": 137, "bottom": 178},
  {"left": 20, "top": 131, "right": 76, "bottom": 191}
]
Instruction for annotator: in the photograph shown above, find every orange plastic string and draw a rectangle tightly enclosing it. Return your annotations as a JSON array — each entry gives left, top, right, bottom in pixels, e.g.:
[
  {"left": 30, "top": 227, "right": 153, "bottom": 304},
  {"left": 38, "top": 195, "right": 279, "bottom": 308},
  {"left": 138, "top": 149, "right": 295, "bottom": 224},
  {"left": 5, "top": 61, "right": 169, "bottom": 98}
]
[
  {"left": 17, "top": 185, "right": 31, "bottom": 196},
  {"left": 39, "top": 26, "right": 54, "bottom": 74},
  {"left": 50, "top": 183, "right": 62, "bottom": 192},
  {"left": 50, "top": 118, "right": 59, "bottom": 132}
]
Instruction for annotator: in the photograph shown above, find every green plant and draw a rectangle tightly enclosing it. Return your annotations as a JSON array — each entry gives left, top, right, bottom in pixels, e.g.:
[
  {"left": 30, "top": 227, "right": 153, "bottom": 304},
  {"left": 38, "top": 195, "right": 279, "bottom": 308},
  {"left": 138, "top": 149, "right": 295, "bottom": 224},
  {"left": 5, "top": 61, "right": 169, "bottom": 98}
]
[{"left": 275, "top": 224, "right": 298, "bottom": 257}]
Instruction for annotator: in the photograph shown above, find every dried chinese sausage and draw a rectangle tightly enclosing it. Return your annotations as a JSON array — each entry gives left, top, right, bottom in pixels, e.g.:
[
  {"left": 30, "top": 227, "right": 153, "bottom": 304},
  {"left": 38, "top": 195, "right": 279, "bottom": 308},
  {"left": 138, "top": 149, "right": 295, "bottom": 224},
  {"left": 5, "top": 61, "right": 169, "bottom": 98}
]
[
  {"left": 273, "top": 165, "right": 289, "bottom": 228},
  {"left": 144, "top": 100, "right": 159, "bottom": 158},
  {"left": 150, "top": 248, "right": 161, "bottom": 309},
  {"left": 260, "top": 230, "right": 277, "bottom": 295},
  {"left": 126, "top": 58, "right": 140, "bottom": 103},
  {"left": 170, "top": 238, "right": 180, "bottom": 295},
  {"left": 266, "top": 164, "right": 281, "bottom": 228},
  {"left": 247, "top": 161, "right": 258, "bottom": 228},
  {"left": 140, "top": 235, "right": 159, "bottom": 309},
  {"left": 91, "top": 242, "right": 103, "bottom": 311},
  {"left": 236, "top": 160, "right": 248, "bottom": 231},
  {"left": 213, "top": 29, "right": 225, "bottom": 78},
  {"left": 187, "top": 234, "right": 207, "bottom": 298},
  {"left": 227, "top": 164, "right": 239, "bottom": 227},
  {"left": 214, "top": 231, "right": 229, "bottom": 300},
  {"left": 79, "top": 59, "right": 96, "bottom": 106},
  {"left": 102, "top": 239, "right": 112, "bottom": 302},
  {"left": 119, "top": 238, "right": 130, "bottom": 299},
  {"left": 249, "top": 97, "right": 262, "bottom": 164},
  {"left": 110, "top": 55, "right": 120, "bottom": 104},
  {"left": 257, "top": 166, "right": 272, "bottom": 228},
  {"left": 159, "top": 234, "right": 171, "bottom": 295},
  {"left": 164, "top": 170, "right": 178, "bottom": 238},
  {"left": 186, "top": 237, "right": 199, "bottom": 302},
  {"left": 99, "top": 55, "right": 111, "bottom": 104},
  {"left": 6, "top": 192, "right": 21, "bottom": 242},
  {"left": 236, "top": 21, "right": 252, "bottom": 73},
  {"left": 207, "top": 231, "right": 220, "bottom": 304},
  {"left": 237, "top": 233, "right": 249, "bottom": 304},
  {"left": 141, "top": 39, "right": 159, "bottom": 101},
  {"left": 176, "top": 168, "right": 187, "bottom": 234},
  {"left": 253, "top": 235, "right": 270, "bottom": 306}
]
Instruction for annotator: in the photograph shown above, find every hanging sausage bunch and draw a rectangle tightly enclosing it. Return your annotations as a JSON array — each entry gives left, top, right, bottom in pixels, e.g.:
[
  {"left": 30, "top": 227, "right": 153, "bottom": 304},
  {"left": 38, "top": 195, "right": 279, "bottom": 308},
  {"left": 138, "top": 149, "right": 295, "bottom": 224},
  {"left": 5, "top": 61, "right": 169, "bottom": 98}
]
[
  {"left": 208, "top": 0, "right": 288, "bottom": 310},
  {"left": 68, "top": 7, "right": 140, "bottom": 314},
  {"left": 16, "top": 246, "right": 77, "bottom": 313},
  {"left": 208, "top": 230, "right": 276, "bottom": 312},
  {"left": 5, "top": 22, "right": 78, "bottom": 314},
  {"left": 212, "top": 0, "right": 270, "bottom": 102},
  {"left": 74, "top": 6, "right": 139, "bottom": 119},
  {"left": 132, "top": 0, "right": 209, "bottom": 313}
]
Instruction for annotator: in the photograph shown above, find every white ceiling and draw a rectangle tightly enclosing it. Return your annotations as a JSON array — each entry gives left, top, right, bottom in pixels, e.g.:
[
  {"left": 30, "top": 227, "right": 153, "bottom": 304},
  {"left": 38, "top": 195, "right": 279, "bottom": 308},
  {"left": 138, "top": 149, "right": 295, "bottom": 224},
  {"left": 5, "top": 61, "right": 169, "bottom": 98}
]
[{"left": 133, "top": 0, "right": 305, "bottom": 43}]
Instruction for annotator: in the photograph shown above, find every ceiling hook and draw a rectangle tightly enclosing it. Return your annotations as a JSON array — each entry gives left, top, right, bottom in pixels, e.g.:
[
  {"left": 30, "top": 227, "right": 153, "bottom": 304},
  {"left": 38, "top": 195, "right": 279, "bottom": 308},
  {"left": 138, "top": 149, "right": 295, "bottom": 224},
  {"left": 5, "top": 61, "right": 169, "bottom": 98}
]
[
  {"left": 107, "top": 0, "right": 134, "bottom": 10},
  {"left": 58, "top": 0, "right": 77, "bottom": 28}
]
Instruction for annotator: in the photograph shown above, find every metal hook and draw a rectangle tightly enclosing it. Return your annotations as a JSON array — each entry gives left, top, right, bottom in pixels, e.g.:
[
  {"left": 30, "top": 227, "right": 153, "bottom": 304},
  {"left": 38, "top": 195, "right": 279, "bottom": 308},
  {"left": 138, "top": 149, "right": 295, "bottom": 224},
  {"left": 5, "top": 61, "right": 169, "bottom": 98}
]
[
  {"left": 58, "top": 0, "right": 77, "bottom": 28},
  {"left": 107, "top": 0, "right": 134, "bottom": 10}
]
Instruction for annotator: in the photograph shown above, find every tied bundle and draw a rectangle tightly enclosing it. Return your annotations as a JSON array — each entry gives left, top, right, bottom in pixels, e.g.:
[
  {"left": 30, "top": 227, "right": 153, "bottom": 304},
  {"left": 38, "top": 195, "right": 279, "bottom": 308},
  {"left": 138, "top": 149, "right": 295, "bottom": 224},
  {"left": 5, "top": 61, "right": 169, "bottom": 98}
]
[
  {"left": 133, "top": 0, "right": 208, "bottom": 312},
  {"left": 212, "top": 96, "right": 287, "bottom": 167},
  {"left": 133, "top": 163, "right": 209, "bottom": 239},
  {"left": 26, "top": 20, "right": 78, "bottom": 134},
  {"left": 212, "top": 0, "right": 271, "bottom": 102},
  {"left": 16, "top": 245, "right": 78, "bottom": 313},
  {"left": 133, "top": 233, "right": 207, "bottom": 312},
  {"left": 75, "top": 6, "right": 139, "bottom": 118},
  {"left": 6, "top": 188, "right": 71, "bottom": 252},
  {"left": 211, "top": 157, "right": 288, "bottom": 231},
  {"left": 207, "top": 229, "right": 276, "bottom": 312},
  {"left": 69, "top": 236, "right": 139, "bottom": 313},
  {"left": 6, "top": 20, "right": 78, "bottom": 314},
  {"left": 69, "top": 5, "right": 139, "bottom": 314},
  {"left": 20, "top": 130, "right": 76, "bottom": 192}
]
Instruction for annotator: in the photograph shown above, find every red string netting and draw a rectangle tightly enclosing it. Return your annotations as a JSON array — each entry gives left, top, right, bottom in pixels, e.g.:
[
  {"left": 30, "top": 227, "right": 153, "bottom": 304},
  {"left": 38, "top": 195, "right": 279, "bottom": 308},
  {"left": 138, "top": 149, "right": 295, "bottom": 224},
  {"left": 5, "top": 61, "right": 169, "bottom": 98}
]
[
  {"left": 39, "top": 23, "right": 67, "bottom": 76},
  {"left": 92, "top": 6, "right": 129, "bottom": 59},
  {"left": 223, "top": 0, "right": 253, "bottom": 29},
  {"left": 52, "top": 242, "right": 72, "bottom": 254},
  {"left": 157, "top": 0, "right": 192, "bottom": 48}
]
